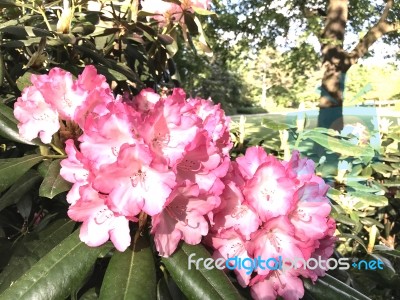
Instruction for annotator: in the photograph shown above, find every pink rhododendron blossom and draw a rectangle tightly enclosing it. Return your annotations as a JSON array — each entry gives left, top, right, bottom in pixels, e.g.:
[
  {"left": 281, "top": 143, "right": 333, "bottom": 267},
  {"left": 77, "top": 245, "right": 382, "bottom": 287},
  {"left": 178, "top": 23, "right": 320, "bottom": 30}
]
[
  {"left": 247, "top": 217, "right": 305, "bottom": 276},
  {"left": 243, "top": 158, "right": 296, "bottom": 221},
  {"left": 14, "top": 86, "right": 60, "bottom": 143},
  {"left": 151, "top": 182, "right": 219, "bottom": 256},
  {"left": 206, "top": 229, "right": 252, "bottom": 287},
  {"left": 68, "top": 188, "right": 131, "bottom": 251},
  {"left": 236, "top": 146, "right": 269, "bottom": 180},
  {"left": 60, "top": 139, "right": 92, "bottom": 204},
  {"left": 79, "top": 102, "right": 138, "bottom": 167},
  {"left": 30, "top": 68, "right": 86, "bottom": 120},
  {"left": 212, "top": 181, "right": 260, "bottom": 239},
  {"left": 250, "top": 271, "right": 304, "bottom": 300},
  {"left": 94, "top": 143, "right": 176, "bottom": 216}
]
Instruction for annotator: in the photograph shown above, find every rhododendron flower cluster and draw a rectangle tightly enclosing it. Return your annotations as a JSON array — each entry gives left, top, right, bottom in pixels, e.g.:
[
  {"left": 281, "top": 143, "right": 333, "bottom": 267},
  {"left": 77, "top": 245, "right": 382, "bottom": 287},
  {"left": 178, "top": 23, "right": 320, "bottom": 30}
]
[
  {"left": 15, "top": 65, "right": 231, "bottom": 254},
  {"left": 14, "top": 66, "right": 336, "bottom": 300},
  {"left": 206, "top": 148, "right": 336, "bottom": 300},
  {"left": 141, "top": 0, "right": 210, "bottom": 26}
]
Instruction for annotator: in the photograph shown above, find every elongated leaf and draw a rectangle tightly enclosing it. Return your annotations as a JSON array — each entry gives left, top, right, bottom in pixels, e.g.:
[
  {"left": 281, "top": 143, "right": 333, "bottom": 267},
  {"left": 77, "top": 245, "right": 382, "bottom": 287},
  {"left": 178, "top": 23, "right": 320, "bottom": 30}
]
[
  {"left": 303, "top": 131, "right": 374, "bottom": 157},
  {"left": 373, "top": 245, "right": 400, "bottom": 258},
  {"left": 39, "top": 159, "right": 71, "bottom": 199},
  {"left": 192, "top": 7, "right": 217, "bottom": 15},
  {"left": 0, "top": 219, "right": 75, "bottom": 293},
  {"left": 349, "top": 191, "right": 388, "bottom": 207},
  {"left": 0, "top": 155, "right": 43, "bottom": 193},
  {"left": 99, "top": 237, "right": 156, "bottom": 299},
  {"left": 371, "top": 162, "right": 393, "bottom": 178},
  {"left": 340, "top": 233, "right": 368, "bottom": 252},
  {"left": 0, "top": 26, "right": 52, "bottom": 38},
  {"left": 0, "top": 170, "right": 42, "bottom": 212},
  {"left": 0, "top": 229, "right": 106, "bottom": 299},
  {"left": 0, "top": 0, "right": 20, "bottom": 7},
  {"left": 162, "top": 243, "right": 244, "bottom": 300},
  {"left": 0, "top": 102, "right": 39, "bottom": 145},
  {"left": 303, "top": 274, "right": 371, "bottom": 300}
]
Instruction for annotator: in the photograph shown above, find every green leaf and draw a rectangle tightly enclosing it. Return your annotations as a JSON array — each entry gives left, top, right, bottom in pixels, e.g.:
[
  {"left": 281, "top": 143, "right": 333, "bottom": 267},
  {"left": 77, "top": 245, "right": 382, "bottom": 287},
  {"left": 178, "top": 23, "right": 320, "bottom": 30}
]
[
  {"left": 340, "top": 233, "right": 368, "bottom": 252},
  {"left": 359, "top": 217, "right": 384, "bottom": 229},
  {"left": 0, "top": 0, "right": 21, "bottom": 7},
  {"left": 95, "top": 65, "right": 128, "bottom": 81},
  {"left": 39, "top": 159, "right": 71, "bottom": 199},
  {"left": 158, "top": 34, "right": 174, "bottom": 45},
  {"left": 262, "top": 118, "right": 294, "bottom": 130},
  {"left": 371, "top": 162, "right": 393, "bottom": 178},
  {"left": 327, "top": 188, "right": 341, "bottom": 201},
  {"left": 0, "top": 155, "right": 43, "bottom": 193},
  {"left": 345, "top": 181, "right": 381, "bottom": 193},
  {"left": 16, "top": 71, "right": 35, "bottom": 91},
  {"left": 0, "top": 219, "right": 75, "bottom": 293},
  {"left": 0, "top": 229, "right": 106, "bottom": 299},
  {"left": 302, "top": 131, "right": 374, "bottom": 157},
  {"left": 303, "top": 274, "right": 371, "bottom": 300},
  {"left": 331, "top": 213, "right": 357, "bottom": 226},
  {"left": 373, "top": 245, "right": 400, "bottom": 258},
  {"left": 0, "top": 102, "right": 40, "bottom": 145},
  {"left": 0, "top": 26, "right": 52, "bottom": 38},
  {"left": 349, "top": 191, "right": 388, "bottom": 207},
  {"left": 0, "top": 170, "right": 42, "bottom": 212},
  {"left": 157, "top": 278, "right": 173, "bottom": 300},
  {"left": 99, "top": 237, "right": 156, "bottom": 300},
  {"left": 162, "top": 243, "right": 244, "bottom": 300},
  {"left": 192, "top": 7, "right": 217, "bottom": 16}
]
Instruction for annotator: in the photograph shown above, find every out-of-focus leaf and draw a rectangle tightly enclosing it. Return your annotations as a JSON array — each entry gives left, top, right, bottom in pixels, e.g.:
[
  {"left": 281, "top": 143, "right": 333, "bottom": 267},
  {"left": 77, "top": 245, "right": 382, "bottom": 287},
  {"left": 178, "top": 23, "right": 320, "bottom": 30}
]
[
  {"left": 0, "top": 170, "right": 41, "bottom": 212},
  {"left": 158, "top": 34, "right": 174, "bottom": 45},
  {"left": 262, "top": 118, "right": 295, "bottom": 130},
  {"left": 345, "top": 181, "right": 381, "bottom": 193},
  {"left": 340, "top": 233, "right": 368, "bottom": 252},
  {"left": 157, "top": 277, "right": 173, "bottom": 300},
  {"left": 332, "top": 213, "right": 357, "bottom": 226},
  {"left": 0, "top": 155, "right": 43, "bottom": 193},
  {"left": 99, "top": 237, "right": 156, "bottom": 300},
  {"left": 0, "top": 219, "right": 75, "bottom": 293},
  {"left": 192, "top": 7, "right": 216, "bottom": 15},
  {"left": 39, "top": 159, "right": 71, "bottom": 199},
  {"left": 72, "top": 23, "right": 96, "bottom": 35},
  {"left": 0, "top": 229, "right": 107, "bottom": 299},
  {"left": 359, "top": 217, "right": 384, "bottom": 229},
  {"left": 16, "top": 71, "right": 35, "bottom": 91},
  {"left": 303, "top": 274, "right": 371, "bottom": 300},
  {"left": 95, "top": 66, "right": 128, "bottom": 81},
  {"left": 349, "top": 191, "right": 388, "bottom": 207},
  {"left": 302, "top": 131, "right": 375, "bottom": 157},
  {"left": 0, "top": 0, "right": 21, "bottom": 8},
  {"left": 0, "top": 26, "right": 52, "bottom": 38},
  {"left": 80, "top": 287, "right": 98, "bottom": 300},
  {"left": 373, "top": 245, "right": 400, "bottom": 258},
  {"left": 184, "top": 13, "right": 199, "bottom": 35},
  {"left": 371, "top": 162, "right": 393, "bottom": 178},
  {"left": 369, "top": 254, "right": 396, "bottom": 282},
  {"left": 361, "top": 165, "right": 373, "bottom": 177},
  {"left": 88, "top": 27, "right": 119, "bottom": 38},
  {"left": 162, "top": 243, "right": 244, "bottom": 300},
  {"left": 327, "top": 188, "right": 341, "bottom": 201}
]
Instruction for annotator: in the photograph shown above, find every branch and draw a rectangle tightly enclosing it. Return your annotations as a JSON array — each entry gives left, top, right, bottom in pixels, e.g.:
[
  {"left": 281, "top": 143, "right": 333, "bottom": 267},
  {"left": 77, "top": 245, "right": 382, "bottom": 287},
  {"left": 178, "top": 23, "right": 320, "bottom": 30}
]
[
  {"left": 349, "top": 0, "right": 398, "bottom": 63},
  {"left": 380, "top": 0, "right": 394, "bottom": 22}
]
